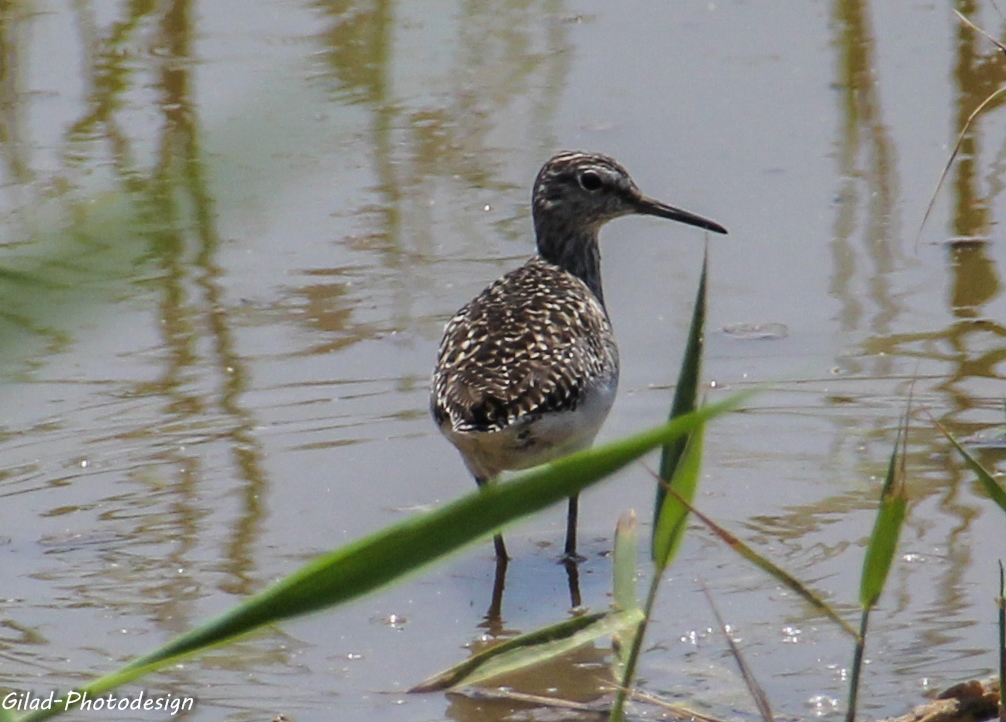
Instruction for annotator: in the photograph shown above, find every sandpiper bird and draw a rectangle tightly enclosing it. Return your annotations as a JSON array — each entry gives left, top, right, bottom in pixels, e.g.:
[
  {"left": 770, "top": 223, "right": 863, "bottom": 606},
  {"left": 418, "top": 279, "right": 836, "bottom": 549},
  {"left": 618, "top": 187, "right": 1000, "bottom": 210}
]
[{"left": 431, "top": 151, "right": 727, "bottom": 562}]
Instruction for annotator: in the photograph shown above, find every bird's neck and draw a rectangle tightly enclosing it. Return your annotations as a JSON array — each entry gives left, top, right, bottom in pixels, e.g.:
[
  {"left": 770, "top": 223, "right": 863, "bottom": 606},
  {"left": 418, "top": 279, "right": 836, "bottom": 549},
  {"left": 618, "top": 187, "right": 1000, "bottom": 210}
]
[{"left": 534, "top": 224, "right": 605, "bottom": 307}]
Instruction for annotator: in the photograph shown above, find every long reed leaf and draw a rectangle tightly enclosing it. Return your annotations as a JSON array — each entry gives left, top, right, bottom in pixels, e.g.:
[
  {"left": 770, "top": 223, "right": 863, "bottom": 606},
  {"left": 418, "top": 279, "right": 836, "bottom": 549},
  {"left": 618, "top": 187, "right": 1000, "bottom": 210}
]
[
  {"left": 615, "top": 253, "right": 711, "bottom": 721},
  {"left": 652, "top": 422, "right": 705, "bottom": 571},
  {"left": 15, "top": 396, "right": 746, "bottom": 722},
  {"left": 409, "top": 609, "right": 643, "bottom": 692},
  {"left": 859, "top": 419, "right": 908, "bottom": 609},
  {"left": 932, "top": 416, "right": 1006, "bottom": 514},
  {"left": 654, "top": 247, "right": 707, "bottom": 537},
  {"left": 955, "top": 10, "right": 1006, "bottom": 55}
]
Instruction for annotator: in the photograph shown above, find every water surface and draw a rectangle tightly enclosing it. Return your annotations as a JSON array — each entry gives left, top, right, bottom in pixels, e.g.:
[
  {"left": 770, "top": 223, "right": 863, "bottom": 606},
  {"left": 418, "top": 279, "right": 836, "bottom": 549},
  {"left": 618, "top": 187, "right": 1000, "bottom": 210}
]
[{"left": 0, "top": 2, "right": 1003, "bottom": 720}]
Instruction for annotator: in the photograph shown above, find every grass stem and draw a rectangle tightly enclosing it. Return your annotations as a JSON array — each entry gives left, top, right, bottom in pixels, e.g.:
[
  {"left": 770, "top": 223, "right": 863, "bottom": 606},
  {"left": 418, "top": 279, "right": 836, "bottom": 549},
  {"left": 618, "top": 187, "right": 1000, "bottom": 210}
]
[
  {"left": 609, "top": 567, "right": 664, "bottom": 722},
  {"left": 845, "top": 610, "right": 871, "bottom": 722}
]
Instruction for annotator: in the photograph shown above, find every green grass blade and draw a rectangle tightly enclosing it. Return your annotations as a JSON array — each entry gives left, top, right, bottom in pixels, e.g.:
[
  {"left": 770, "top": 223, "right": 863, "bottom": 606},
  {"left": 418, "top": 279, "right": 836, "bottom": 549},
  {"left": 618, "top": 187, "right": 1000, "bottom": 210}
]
[
  {"left": 611, "top": 417, "right": 708, "bottom": 721},
  {"left": 610, "top": 565, "right": 664, "bottom": 722},
  {"left": 654, "top": 247, "right": 707, "bottom": 539},
  {"left": 849, "top": 411, "right": 909, "bottom": 722},
  {"left": 859, "top": 418, "right": 908, "bottom": 609},
  {"left": 652, "top": 420, "right": 705, "bottom": 571},
  {"left": 932, "top": 416, "right": 1006, "bottom": 515},
  {"left": 611, "top": 510, "right": 641, "bottom": 682},
  {"left": 409, "top": 609, "right": 644, "bottom": 692},
  {"left": 613, "top": 510, "right": 640, "bottom": 613},
  {"left": 664, "top": 485, "right": 857, "bottom": 638},
  {"left": 14, "top": 396, "right": 746, "bottom": 722},
  {"left": 613, "top": 255, "right": 711, "bottom": 722}
]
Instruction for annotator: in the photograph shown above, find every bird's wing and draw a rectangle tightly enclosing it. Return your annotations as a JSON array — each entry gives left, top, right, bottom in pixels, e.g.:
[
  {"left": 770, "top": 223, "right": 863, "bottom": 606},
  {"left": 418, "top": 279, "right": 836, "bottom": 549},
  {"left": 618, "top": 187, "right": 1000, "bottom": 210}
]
[{"left": 431, "top": 260, "right": 617, "bottom": 433}]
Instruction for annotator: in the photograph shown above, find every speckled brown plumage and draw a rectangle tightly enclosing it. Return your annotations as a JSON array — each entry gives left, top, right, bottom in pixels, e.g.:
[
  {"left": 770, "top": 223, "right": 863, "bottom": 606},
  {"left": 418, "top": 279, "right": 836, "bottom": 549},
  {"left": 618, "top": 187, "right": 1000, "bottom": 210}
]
[
  {"left": 431, "top": 257, "right": 618, "bottom": 434},
  {"left": 429, "top": 150, "right": 726, "bottom": 562}
]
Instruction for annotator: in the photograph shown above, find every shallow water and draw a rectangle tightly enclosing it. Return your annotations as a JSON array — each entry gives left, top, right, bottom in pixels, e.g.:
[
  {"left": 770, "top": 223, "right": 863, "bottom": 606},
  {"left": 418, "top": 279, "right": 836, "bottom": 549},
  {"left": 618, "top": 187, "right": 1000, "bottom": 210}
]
[{"left": 1, "top": 1, "right": 1004, "bottom": 720}]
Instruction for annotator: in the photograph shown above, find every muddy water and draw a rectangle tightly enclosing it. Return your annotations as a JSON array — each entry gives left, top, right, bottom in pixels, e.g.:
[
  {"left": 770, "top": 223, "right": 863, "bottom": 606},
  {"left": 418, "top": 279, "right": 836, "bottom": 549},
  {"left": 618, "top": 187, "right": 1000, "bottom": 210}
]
[{"left": 0, "top": 1, "right": 1003, "bottom": 720}]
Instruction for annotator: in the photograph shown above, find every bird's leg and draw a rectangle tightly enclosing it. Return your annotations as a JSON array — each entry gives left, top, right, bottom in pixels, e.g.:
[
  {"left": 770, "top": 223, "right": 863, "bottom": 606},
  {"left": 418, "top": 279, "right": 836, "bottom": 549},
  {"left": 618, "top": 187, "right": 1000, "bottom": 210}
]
[
  {"left": 563, "top": 493, "right": 585, "bottom": 562},
  {"left": 486, "top": 553, "right": 508, "bottom": 623},
  {"left": 475, "top": 475, "right": 510, "bottom": 562},
  {"left": 492, "top": 533, "right": 509, "bottom": 562},
  {"left": 563, "top": 556, "right": 582, "bottom": 609},
  {"left": 472, "top": 474, "right": 509, "bottom": 621}
]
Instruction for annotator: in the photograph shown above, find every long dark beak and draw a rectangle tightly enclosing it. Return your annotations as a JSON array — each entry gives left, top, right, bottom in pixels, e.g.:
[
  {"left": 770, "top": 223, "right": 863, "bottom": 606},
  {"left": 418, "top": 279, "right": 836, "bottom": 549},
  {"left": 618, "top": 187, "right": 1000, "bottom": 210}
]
[{"left": 634, "top": 195, "right": 728, "bottom": 235}]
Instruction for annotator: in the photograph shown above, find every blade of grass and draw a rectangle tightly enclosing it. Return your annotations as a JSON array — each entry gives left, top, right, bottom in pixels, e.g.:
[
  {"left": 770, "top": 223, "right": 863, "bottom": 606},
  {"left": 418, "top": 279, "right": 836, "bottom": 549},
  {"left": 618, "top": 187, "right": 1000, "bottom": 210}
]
[
  {"left": 614, "top": 253, "right": 712, "bottom": 722},
  {"left": 916, "top": 11, "right": 1006, "bottom": 241},
  {"left": 409, "top": 608, "right": 644, "bottom": 692},
  {"left": 652, "top": 423, "right": 705, "bottom": 571},
  {"left": 701, "top": 583, "right": 774, "bottom": 722},
  {"left": 613, "top": 510, "right": 640, "bottom": 614},
  {"left": 611, "top": 416, "right": 707, "bottom": 722},
  {"left": 630, "top": 690, "right": 732, "bottom": 722},
  {"left": 918, "top": 85, "right": 1006, "bottom": 238},
  {"left": 955, "top": 10, "right": 1006, "bottom": 55},
  {"left": 452, "top": 687, "right": 603, "bottom": 712},
  {"left": 611, "top": 510, "right": 641, "bottom": 683},
  {"left": 931, "top": 414, "right": 1006, "bottom": 514},
  {"left": 14, "top": 397, "right": 746, "bottom": 722},
  {"left": 847, "top": 413, "right": 909, "bottom": 722},
  {"left": 609, "top": 556, "right": 667, "bottom": 722},
  {"left": 859, "top": 416, "right": 908, "bottom": 609},
  {"left": 660, "top": 481, "right": 857, "bottom": 638},
  {"left": 654, "top": 245, "right": 707, "bottom": 537}
]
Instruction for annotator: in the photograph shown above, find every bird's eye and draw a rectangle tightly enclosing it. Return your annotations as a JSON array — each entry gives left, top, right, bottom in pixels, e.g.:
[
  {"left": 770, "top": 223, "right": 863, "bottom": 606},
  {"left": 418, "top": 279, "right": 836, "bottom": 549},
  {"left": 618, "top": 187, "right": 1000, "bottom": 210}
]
[{"left": 578, "top": 171, "right": 602, "bottom": 191}]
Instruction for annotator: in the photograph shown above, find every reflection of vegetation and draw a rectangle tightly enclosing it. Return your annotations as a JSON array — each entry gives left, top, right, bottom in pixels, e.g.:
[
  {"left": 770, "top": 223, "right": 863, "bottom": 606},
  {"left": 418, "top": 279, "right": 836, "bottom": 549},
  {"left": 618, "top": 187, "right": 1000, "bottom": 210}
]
[
  {"left": 0, "top": 0, "right": 271, "bottom": 653},
  {"left": 949, "top": 8, "right": 1006, "bottom": 244},
  {"left": 826, "top": 8, "right": 1006, "bottom": 685},
  {"left": 858, "top": 5, "right": 1006, "bottom": 374},
  {"left": 310, "top": 0, "right": 571, "bottom": 274},
  {"left": 313, "top": 0, "right": 391, "bottom": 105},
  {"left": 830, "top": 0, "right": 900, "bottom": 367},
  {"left": 828, "top": 3, "right": 1006, "bottom": 405},
  {"left": 0, "top": 4, "right": 30, "bottom": 185}
]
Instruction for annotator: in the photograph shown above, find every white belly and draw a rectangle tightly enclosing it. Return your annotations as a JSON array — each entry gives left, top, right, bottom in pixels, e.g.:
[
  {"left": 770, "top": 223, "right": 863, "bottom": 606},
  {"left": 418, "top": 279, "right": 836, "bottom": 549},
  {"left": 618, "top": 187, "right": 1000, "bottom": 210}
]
[{"left": 441, "top": 378, "right": 617, "bottom": 481}]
